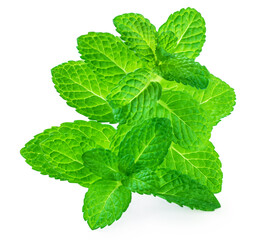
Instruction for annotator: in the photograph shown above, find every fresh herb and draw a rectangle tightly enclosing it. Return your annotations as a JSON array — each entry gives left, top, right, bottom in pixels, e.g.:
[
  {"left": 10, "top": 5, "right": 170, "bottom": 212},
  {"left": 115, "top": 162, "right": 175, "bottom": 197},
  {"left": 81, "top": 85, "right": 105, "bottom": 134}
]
[{"left": 21, "top": 8, "right": 236, "bottom": 230}]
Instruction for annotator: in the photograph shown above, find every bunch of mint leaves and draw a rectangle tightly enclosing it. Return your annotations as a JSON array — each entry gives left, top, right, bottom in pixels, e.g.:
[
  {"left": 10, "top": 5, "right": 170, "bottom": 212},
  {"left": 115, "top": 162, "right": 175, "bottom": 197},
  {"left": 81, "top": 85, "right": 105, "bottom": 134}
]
[{"left": 21, "top": 8, "right": 236, "bottom": 230}]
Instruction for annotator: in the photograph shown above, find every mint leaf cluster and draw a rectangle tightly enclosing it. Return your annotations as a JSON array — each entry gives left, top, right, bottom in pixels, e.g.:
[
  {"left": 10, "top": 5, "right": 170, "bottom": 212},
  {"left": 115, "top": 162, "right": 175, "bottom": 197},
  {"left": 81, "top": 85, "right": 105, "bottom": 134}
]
[{"left": 20, "top": 8, "right": 236, "bottom": 230}]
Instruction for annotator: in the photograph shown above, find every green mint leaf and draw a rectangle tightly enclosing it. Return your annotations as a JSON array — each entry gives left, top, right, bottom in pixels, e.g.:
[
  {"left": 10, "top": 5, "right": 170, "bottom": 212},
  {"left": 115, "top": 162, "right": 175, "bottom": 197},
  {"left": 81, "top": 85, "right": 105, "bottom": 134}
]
[
  {"left": 55, "top": 121, "right": 115, "bottom": 149},
  {"left": 118, "top": 118, "right": 173, "bottom": 172},
  {"left": 82, "top": 148, "right": 124, "bottom": 181},
  {"left": 117, "top": 154, "right": 135, "bottom": 175},
  {"left": 156, "top": 31, "right": 178, "bottom": 60},
  {"left": 109, "top": 124, "right": 133, "bottom": 155},
  {"left": 113, "top": 13, "right": 157, "bottom": 65},
  {"left": 160, "top": 142, "right": 222, "bottom": 193},
  {"left": 122, "top": 169, "right": 159, "bottom": 195},
  {"left": 112, "top": 82, "right": 161, "bottom": 125},
  {"left": 40, "top": 132, "right": 101, "bottom": 186},
  {"left": 51, "top": 61, "right": 115, "bottom": 122},
  {"left": 21, "top": 127, "right": 64, "bottom": 180},
  {"left": 155, "top": 169, "right": 220, "bottom": 211},
  {"left": 21, "top": 129, "right": 100, "bottom": 187},
  {"left": 20, "top": 121, "right": 115, "bottom": 187},
  {"left": 77, "top": 32, "right": 143, "bottom": 89},
  {"left": 158, "top": 31, "right": 178, "bottom": 52},
  {"left": 157, "top": 90, "right": 210, "bottom": 148},
  {"left": 199, "top": 75, "right": 236, "bottom": 126},
  {"left": 158, "top": 54, "right": 210, "bottom": 89},
  {"left": 158, "top": 8, "right": 206, "bottom": 59},
  {"left": 107, "top": 68, "right": 162, "bottom": 124},
  {"left": 161, "top": 74, "right": 236, "bottom": 127},
  {"left": 107, "top": 68, "right": 160, "bottom": 108},
  {"left": 106, "top": 68, "right": 162, "bottom": 124},
  {"left": 83, "top": 180, "right": 131, "bottom": 230}
]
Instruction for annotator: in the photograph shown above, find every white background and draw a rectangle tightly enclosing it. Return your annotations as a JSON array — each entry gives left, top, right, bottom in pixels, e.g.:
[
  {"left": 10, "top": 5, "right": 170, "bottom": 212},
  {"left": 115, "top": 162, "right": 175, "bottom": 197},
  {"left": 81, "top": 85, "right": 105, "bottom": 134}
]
[{"left": 1, "top": 0, "right": 252, "bottom": 239}]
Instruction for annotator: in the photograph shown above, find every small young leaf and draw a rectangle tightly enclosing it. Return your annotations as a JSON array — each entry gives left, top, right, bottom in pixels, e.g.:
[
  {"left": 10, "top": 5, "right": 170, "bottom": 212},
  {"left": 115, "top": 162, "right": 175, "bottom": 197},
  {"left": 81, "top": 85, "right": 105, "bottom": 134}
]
[
  {"left": 77, "top": 32, "right": 143, "bottom": 89},
  {"left": 83, "top": 180, "right": 131, "bottom": 230},
  {"left": 158, "top": 31, "right": 178, "bottom": 52},
  {"left": 82, "top": 148, "right": 124, "bottom": 181},
  {"left": 156, "top": 31, "right": 178, "bottom": 60},
  {"left": 114, "top": 13, "right": 157, "bottom": 65},
  {"left": 155, "top": 169, "right": 220, "bottom": 211},
  {"left": 158, "top": 8, "right": 206, "bottom": 59},
  {"left": 118, "top": 118, "right": 173, "bottom": 172},
  {"left": 52, "top": 61, "right": 115, "bottom": 122}
]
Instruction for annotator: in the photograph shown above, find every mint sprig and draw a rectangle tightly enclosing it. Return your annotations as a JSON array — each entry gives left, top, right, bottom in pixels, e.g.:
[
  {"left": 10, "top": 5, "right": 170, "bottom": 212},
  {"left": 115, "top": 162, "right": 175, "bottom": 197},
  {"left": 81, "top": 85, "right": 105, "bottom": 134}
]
[{"left": 20, "top": 8, "right": 236, "bottom": 230}]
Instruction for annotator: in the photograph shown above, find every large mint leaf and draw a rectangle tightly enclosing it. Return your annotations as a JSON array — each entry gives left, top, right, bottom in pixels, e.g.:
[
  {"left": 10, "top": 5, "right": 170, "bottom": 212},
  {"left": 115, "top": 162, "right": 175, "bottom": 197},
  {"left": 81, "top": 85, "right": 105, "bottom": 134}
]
[
  {"left": 114, "top": 13, "right": 157, "bottom": 65},
  {"left": 156, "top": 91, "right": 210, "bottom": 148},
  {"left": 160, "top": 142, "right": 222, "bottom": 193},
  {"left": 40, "top": 132, "right": 100, "bottom": 187},
  {"left": 106, "top": 68, "right": 162, "bottom": 124},
  {"left": 21, "top": 130, "right": 100, "bottom": 187},
  {"left": 83, "top": 180, "right": 131, "bottom": 230},
  {"left": 52, "top": 61, "right": 115, "bottom": 122},
  {"left": 158, "top": 8, "right": 206, "bottom": 59},
  {"left": 161, "top": 74, "right": 236, "bottom": 127},
  {"left": 77, "top": 32, "right": 143, "bottom": 89},
  {"left": 118, "top": 118, "right": 173, "bottom": 172},
  {"left": 122, "top": 169, "right": 159, "bottom": 195},
  {"left": 20, "top": 121, "right": 115, "bottom": 187},
  {"left": 155, "top": 169, "right": 220, "bottom": 211},
  {"left": 82, "top": 148, "right": 124, "bottom": 181},
  {"left": 21, "top": 127, "right": 63, "bottom": 180},
  {"left": 158, "top": 54, "right": 210, "bottom": 89}
]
